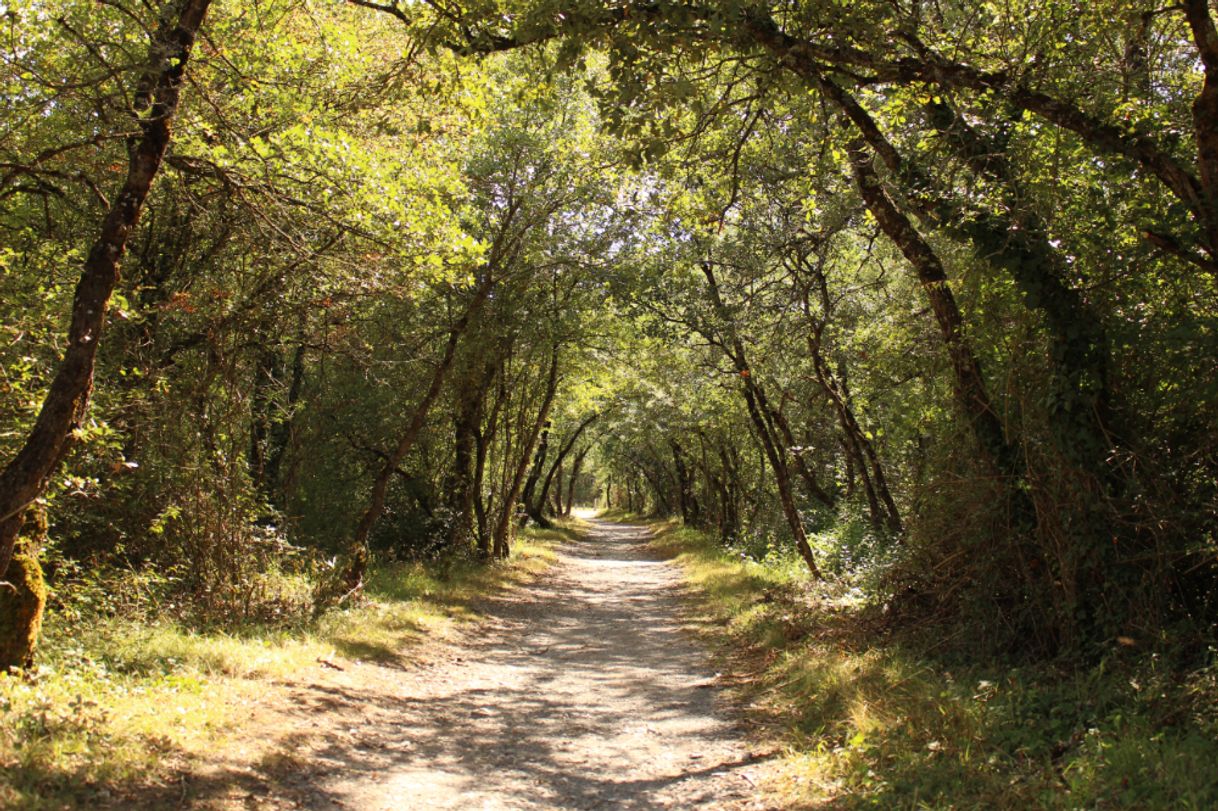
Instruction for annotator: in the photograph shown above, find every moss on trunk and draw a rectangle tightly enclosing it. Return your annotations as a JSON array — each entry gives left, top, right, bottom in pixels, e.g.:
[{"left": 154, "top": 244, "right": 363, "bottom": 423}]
[{"left": 0, "top": 511, "right": 48, "bottom": 671}]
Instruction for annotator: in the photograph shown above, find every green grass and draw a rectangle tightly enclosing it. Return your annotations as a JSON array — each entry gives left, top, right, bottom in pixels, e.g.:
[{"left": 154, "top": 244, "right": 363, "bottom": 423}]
[
  {"left": 649, "top": 521, "right": 1218, "bottom": 810},
  {"left": 594, "top": 506, "right": 647, "bottom": 523},
  {"left": 0, "top": 526, "right": 566, "bottom": 809}
]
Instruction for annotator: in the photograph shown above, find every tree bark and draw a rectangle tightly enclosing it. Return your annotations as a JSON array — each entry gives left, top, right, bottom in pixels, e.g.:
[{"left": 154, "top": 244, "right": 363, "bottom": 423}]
[
  {"left": 529, "top": 412, "right": 598, "bottom": 526},
  {"left": 339, "top": 277, "right": 493, "bottom": 592},
  {"left": 550, "top": 461, "right": 564, "bottom": 515},
  {"left": 920, "top": 97, "right": 1114, "bottom": 470},
  {"left": 796, "top": 257, "right": 902, "bottom": 534},
  {"left": 564, "top": 446, "right": 588, "bottom": 516},
  {"left": 519, "top": 423, "right": 552, "bottom": 528},
  {"left": 670, "top": 439, "right": 697, "bottom": 525},
  {"left": 768, "top": 401, "right": 835, "bottom": 508},
  {"left": 0, "top": 508, "right": 47, "bottom": 671},
  {"left": 719, "top": 444, "right": 742, "bottom": 541},
  {"left": 491, "top": 346, "right": 560, "bottom": 558},
  {"left": 629, "top": 451, "right": 674, "bottom": 516},
  {"left": 0, "top": 0, "right": 213, "bottom": 585},
  {"left": 475, "top": 366, "right": 509, "bottom": 556},
  {"left": 700, "top": 262, "right": 822, "bottom": 578},
  {"left": 444, "top": 357, "right": 498, "bottom": 549},
  {"left": 1184, "top": 0, "right": 1218, "bottom": 252},
  {"left": 812, "top": 76, "right": 1115, "bottom": 469},
  {"left": 843, "top": 138, "right": 1020, "bottom": 479}
]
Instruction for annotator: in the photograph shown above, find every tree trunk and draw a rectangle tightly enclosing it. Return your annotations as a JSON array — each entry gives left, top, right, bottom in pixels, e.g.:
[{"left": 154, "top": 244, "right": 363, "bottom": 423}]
[
  {"left": 551, "top": 462, "right": 565, "bottom": 514},
  {"left": 718, "top": 444, "right": 742, "bottom": 541},
  {"left": 449, "top": 410, "right": 480, "bottom": 546},
  {"left": 564, "top": 446, "right": 588, "bottom": 516},
  {"left": 338, "top": 277, "right": 493, "bottom": 593},
  {"left": 475, "top": 369, "right": 509, "bottom": 557},
  {"left": 491, "top": 347, "right": 560, "bottom": 558},
  {"left": 921, "top": 97, "right": 1114, "bottom": 472},
  {"left": 532, "top": 412, "right": 598, "bottom": 524},
  {"left": 0, "top": 0, "right": 213, "bottom": 566},
  {"left": 628, "top": 451, "right": 673, "bottom": 515},
  {"left": 0, "top": 0, "right": 212, "bottom": 666},
  {"left": 768, "top": 401, "right": 835, "bottom": 508},
  {"left": 519, "top": 423, "right": 552, "bottom": 528},
  {"left": 843, "top": 138, "right": 1019, "bottom": 479},
  {"left": 700, "top": 262, "right": 822, "bottom": 578},
  {"left": 843, "top": 135, "right": 1045, "bottom": 598},
  {"left": 0, "top": 508, "right": 47, "bottom": 672},
  {"left": 798, "top": 262, "right": 902, "bottom": 534},
  {"left": 444, "top": 360, "right": 496, "bottom": 549},
  {"left": 670, "top": 439, "right": 701, "bottom": 525},
  {"left": 1184, "top": 0, "right": 1218, "bottom": 253}
]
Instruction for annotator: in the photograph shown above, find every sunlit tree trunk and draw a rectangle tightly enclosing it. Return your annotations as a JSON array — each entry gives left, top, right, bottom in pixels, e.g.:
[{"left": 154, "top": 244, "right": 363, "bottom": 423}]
[
  {"left": 492, "top": 347, "right": 560, "bottom": 558},
  {"left": 0, "top": 0, "right": 213, "bottom": 669}
]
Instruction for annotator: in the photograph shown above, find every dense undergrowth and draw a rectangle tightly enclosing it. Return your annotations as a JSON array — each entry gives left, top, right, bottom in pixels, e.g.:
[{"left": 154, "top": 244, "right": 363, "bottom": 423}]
[
  {"left": 0, "top": 526, "right": 565, "bottom": 809},
  {"left": 649, "top": 520, "right": 1218, "bottom": 810}
]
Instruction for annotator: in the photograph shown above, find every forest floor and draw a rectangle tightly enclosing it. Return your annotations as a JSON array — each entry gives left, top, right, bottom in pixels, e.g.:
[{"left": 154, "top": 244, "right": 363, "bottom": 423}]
[
  {"left": 153, "top": 516, "right": 777, "bottom": 810},
  {"left": 11, "top": 516, "right": 1212, "bottom": 809}
]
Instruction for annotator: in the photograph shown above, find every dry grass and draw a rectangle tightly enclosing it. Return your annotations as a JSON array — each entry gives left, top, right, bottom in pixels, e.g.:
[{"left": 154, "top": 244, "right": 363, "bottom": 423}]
[
  {"left": 649, "top": 521, "right": 1218, "bottom": 810},
  {"left": 0, "top": 527, "right": 564, "bottom": 809}
]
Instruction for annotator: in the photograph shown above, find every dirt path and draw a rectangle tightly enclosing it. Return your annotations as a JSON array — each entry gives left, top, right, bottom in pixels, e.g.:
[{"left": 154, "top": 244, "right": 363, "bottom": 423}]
[{"left": 211, "top": 518, "right": 775, "bottom": 810}]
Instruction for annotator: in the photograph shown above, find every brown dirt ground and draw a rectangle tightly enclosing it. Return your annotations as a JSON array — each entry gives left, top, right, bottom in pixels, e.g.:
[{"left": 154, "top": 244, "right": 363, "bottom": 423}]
[{"left": 135, "top": 518, "right": 779, "bottom": 810}]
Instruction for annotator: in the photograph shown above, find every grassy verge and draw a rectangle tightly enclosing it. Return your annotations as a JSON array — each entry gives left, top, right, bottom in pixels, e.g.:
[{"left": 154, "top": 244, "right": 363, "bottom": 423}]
[
  {"left": 0, "top": 525, "right": 568, "bottom": 809},
  {"left": 648, "top": 520, "right": 1218, "bottom": 810},
  {"left": 592, "top": 507, "right": 643, "bottom": 523}
]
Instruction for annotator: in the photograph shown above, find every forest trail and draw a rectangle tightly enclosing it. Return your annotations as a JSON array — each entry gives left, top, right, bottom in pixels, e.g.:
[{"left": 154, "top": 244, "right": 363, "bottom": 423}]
[{"left": 180, "top": 518, "right": 775, "bottom": 810}]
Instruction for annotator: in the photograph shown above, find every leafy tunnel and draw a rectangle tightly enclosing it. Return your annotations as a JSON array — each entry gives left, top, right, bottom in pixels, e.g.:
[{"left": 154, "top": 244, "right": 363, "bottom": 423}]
[{"left": 1, "top": 0, "right": 1216, "bottom": 727}]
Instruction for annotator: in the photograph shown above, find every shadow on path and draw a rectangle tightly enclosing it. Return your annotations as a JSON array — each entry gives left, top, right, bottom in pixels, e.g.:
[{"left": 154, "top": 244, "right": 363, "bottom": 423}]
[{"left": 162, "top": 519, "right": 775, "bottom": 811}]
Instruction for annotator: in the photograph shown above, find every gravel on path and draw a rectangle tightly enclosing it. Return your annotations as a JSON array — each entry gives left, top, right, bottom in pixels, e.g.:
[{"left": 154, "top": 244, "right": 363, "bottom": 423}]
[{"left": 177, "top": 518, "right": 777, "bottom": 810}]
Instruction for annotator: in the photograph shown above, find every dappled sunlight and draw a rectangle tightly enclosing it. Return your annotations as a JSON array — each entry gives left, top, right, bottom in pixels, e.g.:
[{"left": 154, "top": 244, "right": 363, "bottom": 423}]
[
  {"left": 655, "top": 522, "right": 1218, "bottom": 809},
  {"left": 221, "top": 517, "right": 772, "bottom": 809},
  {"left": 0, "top": 529, "right": 565, "bottom": 808},
  {"left": 1, "top": 1, "right": 1215, "bottom": 808}
]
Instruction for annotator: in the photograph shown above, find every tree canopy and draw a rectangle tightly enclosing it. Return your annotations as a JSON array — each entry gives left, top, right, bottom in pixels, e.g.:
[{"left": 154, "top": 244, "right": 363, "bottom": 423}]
[{"left": 1, "top": 0, "right": 1216, "bottom": 672}]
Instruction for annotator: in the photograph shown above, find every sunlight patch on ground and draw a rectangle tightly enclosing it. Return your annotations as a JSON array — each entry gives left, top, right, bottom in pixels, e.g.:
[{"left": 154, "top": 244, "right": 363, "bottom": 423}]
[{"left": 0, "top": 529, "right": 566, "bottom": 809}]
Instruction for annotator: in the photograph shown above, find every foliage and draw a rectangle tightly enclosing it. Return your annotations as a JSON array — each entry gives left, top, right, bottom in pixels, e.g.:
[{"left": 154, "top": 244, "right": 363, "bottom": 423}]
[
  {"left": 650, "top": 520, "right": 1218, "bottom": 810},
  {"left": 0, "top": 0, "right": 1216, "bottom": 803}
]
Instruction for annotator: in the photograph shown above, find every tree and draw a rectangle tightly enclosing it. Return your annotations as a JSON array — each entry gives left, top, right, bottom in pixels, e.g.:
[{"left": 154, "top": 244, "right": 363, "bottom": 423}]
[{"left": 0, "top": 0, "right": 213, "bottom": 669}]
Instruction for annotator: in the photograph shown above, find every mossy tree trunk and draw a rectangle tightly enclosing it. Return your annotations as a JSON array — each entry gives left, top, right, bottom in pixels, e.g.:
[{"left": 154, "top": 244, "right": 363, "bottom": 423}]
[
  {"left": 0, "top": 0, "right": 211, "bottom": 664},
  {"left": 0, "top": 509, "right": 48, "bottom": 672}
]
